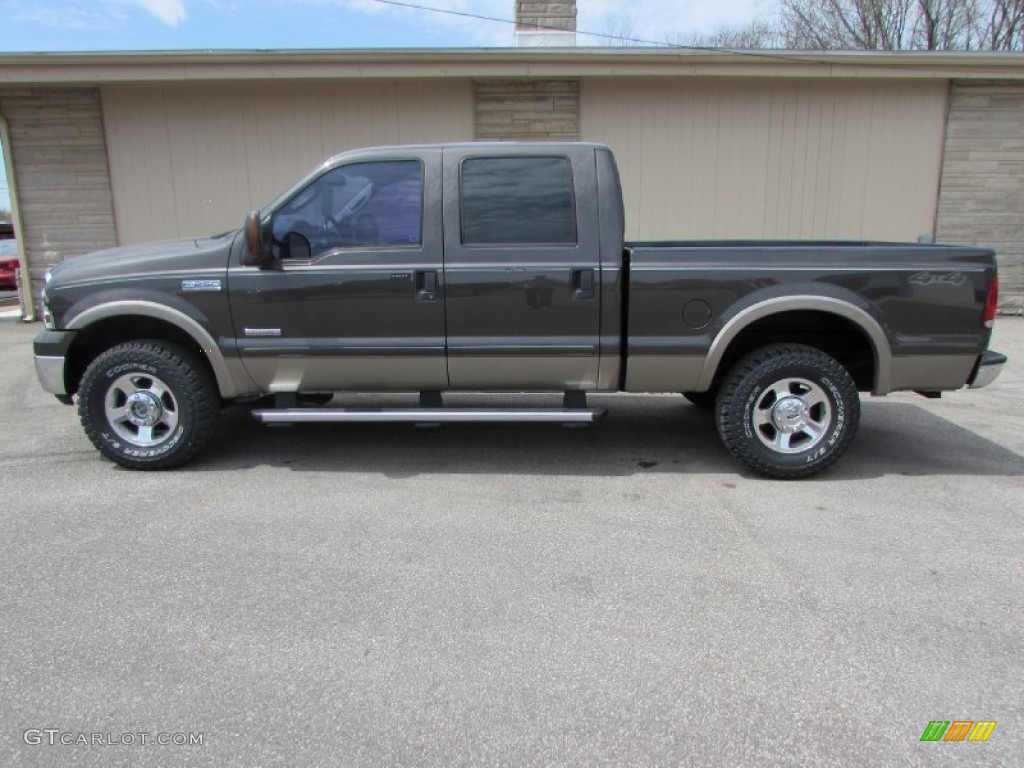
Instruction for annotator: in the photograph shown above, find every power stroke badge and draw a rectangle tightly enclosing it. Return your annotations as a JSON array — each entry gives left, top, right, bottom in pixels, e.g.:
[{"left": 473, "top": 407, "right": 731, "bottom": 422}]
[{"left": 181, "top": 279, "right": 223, "bottom": 292}]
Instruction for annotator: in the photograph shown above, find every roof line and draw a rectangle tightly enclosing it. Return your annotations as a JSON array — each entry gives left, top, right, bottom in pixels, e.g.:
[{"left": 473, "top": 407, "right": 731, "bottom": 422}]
[{"left": 1, "top": 48, "right": 1023, "bottom": 85}]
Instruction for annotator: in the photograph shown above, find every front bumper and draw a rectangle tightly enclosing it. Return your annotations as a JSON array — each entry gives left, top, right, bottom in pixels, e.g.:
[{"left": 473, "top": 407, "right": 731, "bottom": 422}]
[
  {"left": 33, "top": 330, "right": 76, "bottom": 396},
  {"left": 968, "top": 350, "right": 1007, "bottom": 389}
]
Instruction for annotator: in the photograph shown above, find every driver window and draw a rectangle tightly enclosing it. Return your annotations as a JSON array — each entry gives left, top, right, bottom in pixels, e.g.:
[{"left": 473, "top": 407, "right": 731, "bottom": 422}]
[{"left": 271, "top": 160, "right": 423, "bottom": 260}]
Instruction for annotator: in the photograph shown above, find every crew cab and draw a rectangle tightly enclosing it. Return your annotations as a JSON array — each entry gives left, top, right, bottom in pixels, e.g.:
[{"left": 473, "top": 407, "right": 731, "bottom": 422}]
[{"left": 33, "top": 143, "right": 1006, "bottom": 477}]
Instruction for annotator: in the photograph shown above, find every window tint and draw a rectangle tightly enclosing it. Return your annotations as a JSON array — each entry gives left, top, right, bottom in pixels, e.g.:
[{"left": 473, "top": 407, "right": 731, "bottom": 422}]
[
  {"left": 271, "top": 160, "right": 422, "bottom": 259},
  {"left": 461, "top": 157, "right": 577, "bottom": 245}
]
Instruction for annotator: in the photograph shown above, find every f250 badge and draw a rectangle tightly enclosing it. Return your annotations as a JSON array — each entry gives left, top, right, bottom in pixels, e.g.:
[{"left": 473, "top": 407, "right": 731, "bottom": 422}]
[
  {"left": 181, "top": 279, "right": 223, "bottom": 292},
  {"left": 909, "top": 271, "right": 967, "bottom": 287}
]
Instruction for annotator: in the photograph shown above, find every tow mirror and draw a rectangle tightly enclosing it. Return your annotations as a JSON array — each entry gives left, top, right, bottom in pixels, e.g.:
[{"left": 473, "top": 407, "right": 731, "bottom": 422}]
[{"left": 242, "top": 210, "right": 276, "bottom": 269}]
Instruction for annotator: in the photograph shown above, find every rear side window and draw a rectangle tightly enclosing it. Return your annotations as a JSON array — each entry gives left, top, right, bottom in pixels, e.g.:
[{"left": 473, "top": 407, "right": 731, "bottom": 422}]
[{"left": 460, "top": 157, "right": 577, "bottom": 245}]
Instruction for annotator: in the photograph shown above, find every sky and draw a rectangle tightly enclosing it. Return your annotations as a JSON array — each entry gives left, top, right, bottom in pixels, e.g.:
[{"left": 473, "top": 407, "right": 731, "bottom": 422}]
[{"left": 0, "top": 0, "right": 771, "bottom": 51}]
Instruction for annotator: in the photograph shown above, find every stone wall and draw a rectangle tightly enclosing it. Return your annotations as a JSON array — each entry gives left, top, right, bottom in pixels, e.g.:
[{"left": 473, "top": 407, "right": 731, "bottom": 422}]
[
  {"left": 937, "top": 81, "right": 1024, "bottom": 312},
  {"left": 473, "top": 80, "right": 580, "bottom": 141},
  {"left": 0, "top": 88, "right": 118, "bottom": 311}
]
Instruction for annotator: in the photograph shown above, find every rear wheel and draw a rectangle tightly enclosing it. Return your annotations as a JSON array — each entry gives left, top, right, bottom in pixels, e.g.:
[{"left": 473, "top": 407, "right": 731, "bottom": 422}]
[
  {"left": 716, "top": 343, "right": 859, "bottom": 479},
  {"left": 78, "top": 340, "right": 218, "bottom": 469}
]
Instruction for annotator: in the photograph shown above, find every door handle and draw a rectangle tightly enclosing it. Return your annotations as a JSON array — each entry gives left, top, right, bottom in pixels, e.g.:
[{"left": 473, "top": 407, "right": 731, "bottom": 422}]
[
  {"left": 571, "top": 268, "right": 595, "bottom": 300},
  {"left": 415, "top": 270, "right": 438, "bottom": 302}
]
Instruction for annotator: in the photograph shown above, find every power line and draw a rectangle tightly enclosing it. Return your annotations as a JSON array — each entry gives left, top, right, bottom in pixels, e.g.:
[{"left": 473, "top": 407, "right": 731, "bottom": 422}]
[{"left": 367, "top": 0, "right": 816, "bottom": 64}]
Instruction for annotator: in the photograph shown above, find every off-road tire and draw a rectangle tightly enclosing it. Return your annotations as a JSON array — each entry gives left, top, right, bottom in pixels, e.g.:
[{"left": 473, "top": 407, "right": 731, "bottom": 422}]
[
  {"left": 78, "top": 340, "right": 218, "bottom": 470},
  {"left": 716, "top": 343, "right": 860, "bottom": 479}
]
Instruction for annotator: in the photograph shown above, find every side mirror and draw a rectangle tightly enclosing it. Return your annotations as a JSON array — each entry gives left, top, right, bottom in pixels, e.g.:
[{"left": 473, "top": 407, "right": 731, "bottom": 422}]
[{"left": 241, "top": 210, "right": 276, "bottom": 269}]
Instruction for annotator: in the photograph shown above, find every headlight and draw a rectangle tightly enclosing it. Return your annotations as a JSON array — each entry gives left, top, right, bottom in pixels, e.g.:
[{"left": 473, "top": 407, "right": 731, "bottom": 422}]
[
  {"left": 44, "top": 270, "right": 52, "bottom": 285},
  {"left": 41, "top": 290, "right": 54, "bottom": 330}
]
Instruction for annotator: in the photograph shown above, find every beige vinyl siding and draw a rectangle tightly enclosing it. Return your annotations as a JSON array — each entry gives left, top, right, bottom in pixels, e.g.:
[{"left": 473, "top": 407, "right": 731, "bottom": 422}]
[
  {"left": 581, "top": 79, "right": 949, "bottom": 241},
  {"left": 102, "top": 80, "right": 473, "bottom": 244}
]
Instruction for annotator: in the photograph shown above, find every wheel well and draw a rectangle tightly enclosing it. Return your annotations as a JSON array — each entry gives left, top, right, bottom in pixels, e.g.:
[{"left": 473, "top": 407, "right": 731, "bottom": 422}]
[
  {"left": 65, "top": 315, "right": 216, "bottom": 396},
  {"left": 711, "top": 310, "right": 877, "bottom": 392}
]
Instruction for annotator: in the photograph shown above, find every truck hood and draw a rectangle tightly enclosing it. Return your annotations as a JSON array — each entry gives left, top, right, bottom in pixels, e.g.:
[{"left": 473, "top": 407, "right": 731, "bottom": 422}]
[{"left": 48, "top": 233, "right": 235, "bottom": 287}]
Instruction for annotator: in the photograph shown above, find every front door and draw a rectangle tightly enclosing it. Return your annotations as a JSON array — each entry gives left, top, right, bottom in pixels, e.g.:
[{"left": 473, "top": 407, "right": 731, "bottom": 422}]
[
  {"left": 441, "top": 146, "right": 602, "bottom": 390},
  {"left": 229, "top": 149, "right": 446, "bottom": 393}
]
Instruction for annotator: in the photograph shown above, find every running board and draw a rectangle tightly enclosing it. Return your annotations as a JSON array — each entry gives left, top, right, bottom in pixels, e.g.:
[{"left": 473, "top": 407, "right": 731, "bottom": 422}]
[{"left": 252, "top": 407, "right": 606, "bottom": 425}]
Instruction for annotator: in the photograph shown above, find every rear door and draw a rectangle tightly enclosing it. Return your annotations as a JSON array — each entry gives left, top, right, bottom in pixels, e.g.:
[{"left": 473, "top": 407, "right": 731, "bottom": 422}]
[{"left": 441, "top": 145, "right": 602, "bottom": 390}]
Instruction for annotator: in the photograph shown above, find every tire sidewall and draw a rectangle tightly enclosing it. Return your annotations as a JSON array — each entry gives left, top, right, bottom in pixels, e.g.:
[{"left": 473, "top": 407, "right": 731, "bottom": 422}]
[
  {"left": 80, "top": 347, "right": 200, "bottom": 467},
  {"left": 721, "top": 352, "right": 858, "bottom": 476}
]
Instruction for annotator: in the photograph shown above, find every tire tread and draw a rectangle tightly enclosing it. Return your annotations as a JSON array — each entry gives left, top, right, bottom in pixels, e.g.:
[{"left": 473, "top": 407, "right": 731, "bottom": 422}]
[
  {"left": 78, "top": 340, "right": 217, "bottom": 470},
  {"left": 716, "top": 343, "right": 860, "bottom": 479}
]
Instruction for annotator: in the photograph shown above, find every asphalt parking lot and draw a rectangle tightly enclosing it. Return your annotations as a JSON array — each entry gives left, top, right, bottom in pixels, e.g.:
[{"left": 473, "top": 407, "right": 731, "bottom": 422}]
[{"left": 0, "top": 318, "right": 1021, "bottom": 767}]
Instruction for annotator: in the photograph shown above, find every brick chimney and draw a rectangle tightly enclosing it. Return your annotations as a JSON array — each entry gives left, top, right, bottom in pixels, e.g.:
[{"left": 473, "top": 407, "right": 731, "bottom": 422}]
[{"left": 515, "top": 1, "right": 577, "bottom": 47}]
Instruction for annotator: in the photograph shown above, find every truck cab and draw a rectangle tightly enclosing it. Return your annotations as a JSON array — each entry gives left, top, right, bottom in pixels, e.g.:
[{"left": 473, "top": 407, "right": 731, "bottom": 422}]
[{"left": 235, "top": 143, "right": 620, "bottom": 394}]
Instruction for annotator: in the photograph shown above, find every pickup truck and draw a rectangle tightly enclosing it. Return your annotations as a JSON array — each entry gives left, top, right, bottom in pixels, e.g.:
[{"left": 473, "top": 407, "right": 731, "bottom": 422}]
[{"left": 33, "top": 142, "right": 1006, "bottom": 478}]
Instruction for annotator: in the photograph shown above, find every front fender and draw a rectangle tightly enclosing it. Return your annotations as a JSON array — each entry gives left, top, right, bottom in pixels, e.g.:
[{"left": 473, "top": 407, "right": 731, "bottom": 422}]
[{"left": 65, "top": 299, "right": 252, "bottom": 399}]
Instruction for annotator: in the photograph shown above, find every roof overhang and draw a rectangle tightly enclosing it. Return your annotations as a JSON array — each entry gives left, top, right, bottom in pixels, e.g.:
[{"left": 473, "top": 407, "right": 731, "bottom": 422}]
[{"left": 1, "top": 48, "right": 1024, "bottom": 85}]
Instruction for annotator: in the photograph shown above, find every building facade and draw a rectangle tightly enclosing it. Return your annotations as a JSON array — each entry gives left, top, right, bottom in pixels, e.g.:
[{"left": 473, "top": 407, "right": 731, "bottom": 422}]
[{"left": 2, "top": 43, "right": 1024, "bottom": 318}]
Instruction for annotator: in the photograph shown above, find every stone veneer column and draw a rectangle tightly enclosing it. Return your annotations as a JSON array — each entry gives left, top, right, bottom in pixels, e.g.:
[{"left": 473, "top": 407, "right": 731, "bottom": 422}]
[
  {"left": 0, "top": 88, "right": 118, "bottom": 313},
  {"left": 936, "top": 80, "right": 1024, "bottom": 312},
  {"left": 473, "top": 80, "right": 580, "bottom": 141}
]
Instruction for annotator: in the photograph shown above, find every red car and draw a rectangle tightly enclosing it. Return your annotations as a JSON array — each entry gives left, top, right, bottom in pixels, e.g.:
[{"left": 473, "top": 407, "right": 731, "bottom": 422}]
[{"left": 0, "top": 223, "right": 17, "bottom": 290}]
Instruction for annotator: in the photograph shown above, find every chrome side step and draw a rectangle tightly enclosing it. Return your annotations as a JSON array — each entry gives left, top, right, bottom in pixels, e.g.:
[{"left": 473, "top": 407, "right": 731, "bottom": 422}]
[{"left": 252, "top": 407, "right": 606, "bottom": 424}]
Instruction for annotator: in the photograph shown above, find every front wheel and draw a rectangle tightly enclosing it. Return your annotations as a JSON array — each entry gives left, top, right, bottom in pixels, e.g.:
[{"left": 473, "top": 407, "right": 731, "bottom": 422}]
[
  {"left": 716, "top": 344, "right": 860, "bottom": 479},
  {"left": 77, "top": 340, "right": 218, "bottom": 469}
]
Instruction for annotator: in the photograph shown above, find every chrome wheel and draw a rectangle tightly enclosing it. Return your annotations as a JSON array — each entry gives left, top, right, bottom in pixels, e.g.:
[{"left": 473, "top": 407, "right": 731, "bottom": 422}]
[
  {"left": 104, "top": 372, "right": 179, "bottom": 447},
  {"left": 750, "top": 377, "right": 832, "bottom": 454},
  {"left": 79, "top": 340, "right": 218, "bottom": 469},
  {"left": 717, "top": 344, "right": 860, "bottom": 479}
]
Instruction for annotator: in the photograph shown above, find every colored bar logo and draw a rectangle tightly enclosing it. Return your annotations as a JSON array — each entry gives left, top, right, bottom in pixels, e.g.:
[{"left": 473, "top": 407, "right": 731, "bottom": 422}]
[{"left": 920, "top": 721, "right": 997, "bottom": 742}]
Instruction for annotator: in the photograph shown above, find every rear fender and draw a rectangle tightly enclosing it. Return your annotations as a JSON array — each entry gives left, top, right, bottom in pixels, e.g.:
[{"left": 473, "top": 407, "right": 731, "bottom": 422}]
[{"left": 697, "top": 295, "right": 893, "bottom": 394}]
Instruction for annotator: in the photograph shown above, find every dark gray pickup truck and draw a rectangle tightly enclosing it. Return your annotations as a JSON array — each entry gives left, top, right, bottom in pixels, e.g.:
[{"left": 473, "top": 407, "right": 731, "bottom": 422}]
[{"left": 33, "top": 142, "right": 1006, "bottom": 477}]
